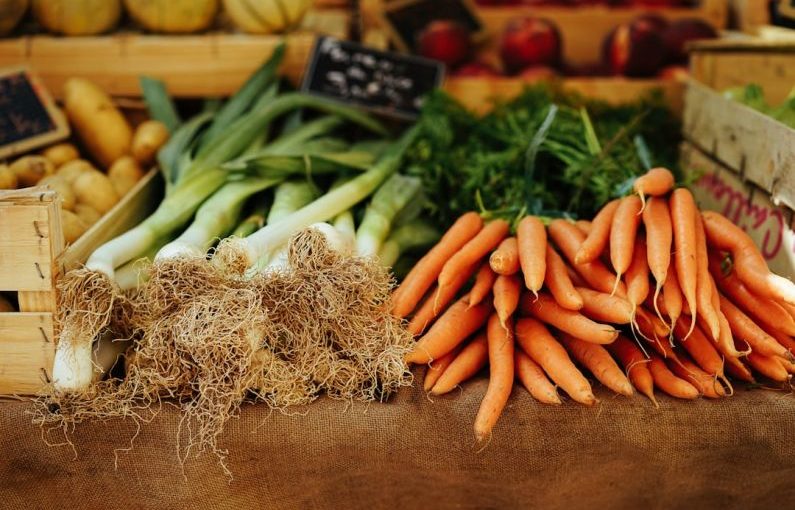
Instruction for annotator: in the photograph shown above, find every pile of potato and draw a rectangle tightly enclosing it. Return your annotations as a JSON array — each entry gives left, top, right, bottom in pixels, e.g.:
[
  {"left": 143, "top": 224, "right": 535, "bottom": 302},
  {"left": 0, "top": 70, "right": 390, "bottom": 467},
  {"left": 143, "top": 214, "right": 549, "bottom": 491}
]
[{"left": 0, "top": 77, "right": 169, "bottom": 244}]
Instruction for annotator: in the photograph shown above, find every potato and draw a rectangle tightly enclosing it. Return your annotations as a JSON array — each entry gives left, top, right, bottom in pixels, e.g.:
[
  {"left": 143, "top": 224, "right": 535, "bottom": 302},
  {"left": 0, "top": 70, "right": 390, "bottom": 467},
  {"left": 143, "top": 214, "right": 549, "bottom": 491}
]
[
  {"left": 32, "top": 0, "right": 120, "bottom": 35},
  {"left": 63, "top": 77, "right": 133, "bottom": 167},
  {"left": 61, "top": 209, "right": 88, "bottom": 244},
  {"left": 56, "top": 159, "right": 95, "bottom": 184},
  {"left": 74, "top": 204, "right": 102, "bottom": 226},
  {"left": 0, "top": 164, "right": 18, "bottom": 189},
  {"left": 10, "top": 155, "right": 54, "bottom": 187},
  {"left": 131, "top": 120, "right": 169, "bottom": 166},
  {"left": 41, "top": 142, "right": 80, "bottom": 167},
  {"left": 38, "top": 175, "right": 76, "bottom": 210},
  {"left": 73, "top": 170, "right": 119, "bottom": 214},
  {"left": 0, "top": 293, "right": 15, "bottom": 312},
  {"left": 123, "top": 0, "right": 218, "bottom": 33},
  {"left": 108, "top": 155, "right": 144, "bottom": 197}
]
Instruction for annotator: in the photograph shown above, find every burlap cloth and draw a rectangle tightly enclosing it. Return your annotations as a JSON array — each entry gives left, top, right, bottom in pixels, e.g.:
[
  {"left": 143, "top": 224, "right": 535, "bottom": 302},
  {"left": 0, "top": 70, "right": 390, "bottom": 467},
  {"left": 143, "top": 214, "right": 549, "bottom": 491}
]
[{"left": 2, "top": 374, "right": 795, "bottom": 509}]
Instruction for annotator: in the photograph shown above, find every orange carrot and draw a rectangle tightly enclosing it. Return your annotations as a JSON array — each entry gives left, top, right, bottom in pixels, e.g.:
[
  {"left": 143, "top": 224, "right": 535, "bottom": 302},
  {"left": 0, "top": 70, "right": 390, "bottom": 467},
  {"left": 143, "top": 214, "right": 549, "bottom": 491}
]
[
  {"left": 516, "top": 216, "right": 547, "bottom": 295},
  {"left": 515, "top": 350, "right": 561, "bottom": 405},
  {"left": 606, "top": 335, "right": 656, "bottom": 404},
  {"left": 438, "top": 219, "right": 510, "bottom": 294},
  {"left": 493, "top": 274, "right": 521, "bottom": 328},
  {"left": 431, "top": 332, "right": 489, "bottom": 395},
  {"left": 625, "top": 236, "right": 650, "bottom": 310},
  {"left": 634, "top": 167, "right": 675, "bottom": 209},
  {"left": 469, "top": 263, "right": 497, "bottom": 308},
  {"left": 545, "top": 246, "right": 583, "bottom": 311},
  {"left": 520, "top": 293, "right": 619, "bottom": 344},
  {"left": 406, "top": 294, "right": 491, "bottom": 365},
  {"left": 575, "top": 286, "right": 633, "bottom": 324},
  {"left": 558, "top": 333, "right": 633, "bottom": 396},
  {"left": 673, "top": 321, "right": 726, "bottom": 379},
  {"left": 393, "top": 212, "right": 483, "bottom": 318},
  {"left": 515, "top": 318, "right": 596, "bottom": 405},
  {"left": 670, "top": 188, "right": 699, "bottom": 339},
  {"left": 636, "top": 306, "right": 671, "bottom": 339},
  {"left": 662, "top": 270, "right": 683, "bottom": 331},
  {"left": 724, "top": 357, "right": 755, "bottom": 383},
  {"left": 765, "top": 326, "right": 795, "bottom": 357},
  {"left": 609, "top": 195, "right": 643, "bottom": 292},
  {"left": 709, "top": 252, "right": 795, "bottom": 337},
  {"left": 746, "top": 351, "right": 791, "bottom": 382},
  {"left": 575, "top": 220, "right": 592, "bottom": 236},
  {"left": 408, "top": 263, "right": 477, "bottom": 336},
  {"left": 566, "top": 264, "right": 587, "bottom": 288},
  {"left": 576, "top": 199, "right": 620, "bottom": 264},
  {"left": 549, "top": 219, "right": 626, "bottom": 295},
  {"left": 474, "top": 314, "right": 515, "bottom": 441},
  {"left": 702, "top": 210, "right": 795, "bottom": 305},
  {"left": 489, "top": 236, "right": 520, "bottom": 276},
  {"left": 423, "top": 346, "right": 461, "bottom": 392},
  {"left": 719, "top": 293, "right": 792, "bottom": 360},
  {"left": 643, "top": 196, "right": 673, "bottom": 322},
  {"left": 668, "top": 357, "right": 725, "bottom": 398},
  {"left": 714, "top": 308, "right": 747, "bottom": 359},
  {"left": 648, "top": 355, "right": 699, "bottom": 399},
  {"left": 694, "top": 214, "right": 720, "bottom": 340}
]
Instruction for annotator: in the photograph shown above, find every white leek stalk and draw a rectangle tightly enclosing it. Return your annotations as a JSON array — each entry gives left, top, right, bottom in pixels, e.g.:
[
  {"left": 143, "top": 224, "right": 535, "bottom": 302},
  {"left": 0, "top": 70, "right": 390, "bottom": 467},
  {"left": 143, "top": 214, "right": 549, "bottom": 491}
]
[
  {"left": 235, "top": 127, "right": 419, "bottom": 269},
  {"left": 355, "top": 174, "right": 422, "bottom": 257},
  {"left": 377, "top": 220, "right": 442, "bottom": 268},
  {"left": 261, "top": 180, "right": 317, "bottom": 270}
]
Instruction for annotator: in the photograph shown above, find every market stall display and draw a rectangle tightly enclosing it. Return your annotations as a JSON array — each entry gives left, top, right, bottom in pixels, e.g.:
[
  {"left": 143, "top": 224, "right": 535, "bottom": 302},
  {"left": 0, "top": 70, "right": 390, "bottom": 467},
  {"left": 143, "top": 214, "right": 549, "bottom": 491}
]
[{"left": 3, "top": 0, "right": 795, "bottom": 504}]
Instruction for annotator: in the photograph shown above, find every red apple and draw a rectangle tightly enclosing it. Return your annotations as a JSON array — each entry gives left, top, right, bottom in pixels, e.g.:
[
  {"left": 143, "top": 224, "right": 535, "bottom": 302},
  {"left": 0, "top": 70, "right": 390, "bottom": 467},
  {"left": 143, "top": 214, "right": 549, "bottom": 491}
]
[
  {"left": 602, "top": 17, "right": 667, "bottom": 76},
  {"left": 500, "top": 17, "right": 562, "bottom": 74},
  {"left": 454, "top": 61, "right": 503, "bottom": 77},
  {"left": 657, "top": 65, "right": 689, "bottom": 81},
  {"left": 416, "top": 20, "right": 472, "bottom": 67},
  {"left": 519, "top": 65, "right": 559, "bottom": 82},
  {"left": 663, "top": 18, "right": 718, "bottom": 64}
]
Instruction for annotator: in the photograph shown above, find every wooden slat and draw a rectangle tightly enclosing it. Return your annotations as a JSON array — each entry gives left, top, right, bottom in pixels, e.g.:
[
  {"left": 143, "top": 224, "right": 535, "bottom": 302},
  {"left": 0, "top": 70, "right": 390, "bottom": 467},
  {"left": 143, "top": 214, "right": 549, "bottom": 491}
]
[
  {"left": 690, "top": 50, "right": 795, "bottom": 104},
  {"left": 0, "top": 203, "right": 55, "bottom": 292},
  {"left": 0, "top": 25, "right": 345, "bottom": 99},
  {"left": 443, "top": 77, "right": 684, "bottom": 115},
  {"left": 682, "top": 142, "right": 795, "bottom": 280},
  {"left": 682, "top": 79, "right": 795, "bottom": 209},
  {"left": 0, "top": 313, "right": 55, "bottom": 395}
]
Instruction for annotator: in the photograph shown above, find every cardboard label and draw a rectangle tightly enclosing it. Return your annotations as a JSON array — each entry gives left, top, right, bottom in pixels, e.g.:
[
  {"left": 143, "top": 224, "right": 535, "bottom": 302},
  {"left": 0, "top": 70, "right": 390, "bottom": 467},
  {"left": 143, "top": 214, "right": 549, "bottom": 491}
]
[{"left": 302, "top": 36, "right": 445, "bottom": 120}]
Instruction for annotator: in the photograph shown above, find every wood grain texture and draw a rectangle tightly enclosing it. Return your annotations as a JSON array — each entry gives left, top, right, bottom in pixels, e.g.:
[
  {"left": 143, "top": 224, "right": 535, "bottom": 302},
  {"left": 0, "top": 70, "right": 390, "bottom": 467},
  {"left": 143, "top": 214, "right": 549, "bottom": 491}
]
[
  {"left": 0, "top": 313, "right": 54, "bottom": 395},
  {"left": 683, "top": 79, "right": 795, "bottom": 210}
]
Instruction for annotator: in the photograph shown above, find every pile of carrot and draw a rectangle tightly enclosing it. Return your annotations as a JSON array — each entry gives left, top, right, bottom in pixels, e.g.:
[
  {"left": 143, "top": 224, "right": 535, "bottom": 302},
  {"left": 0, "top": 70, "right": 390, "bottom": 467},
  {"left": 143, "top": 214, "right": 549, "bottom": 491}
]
[{"left": 392, "top": 167, "right": 795, "bottom": 441}]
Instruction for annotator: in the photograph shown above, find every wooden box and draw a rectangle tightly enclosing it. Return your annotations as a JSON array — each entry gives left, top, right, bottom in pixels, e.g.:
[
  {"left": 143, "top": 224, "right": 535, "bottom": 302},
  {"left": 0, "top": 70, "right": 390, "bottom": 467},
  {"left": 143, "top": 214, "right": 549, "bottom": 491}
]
[
  {"left": 443, "top": 76, "right": 685, "bottom": 114},
  {"left": 0, "top": 9, "right": 350, "bottom": 99},
  {"left": 0, "top": 170, "right": 162, "bottom": 395},
  {"left": 682, "top": 78, "right": 795, "bottom": 209},
  {"left": 689, "top": 38, "right": 795, "bottom": 104},
  {"left": 361, "top": 0, "right": 727, "bottom": 67}
]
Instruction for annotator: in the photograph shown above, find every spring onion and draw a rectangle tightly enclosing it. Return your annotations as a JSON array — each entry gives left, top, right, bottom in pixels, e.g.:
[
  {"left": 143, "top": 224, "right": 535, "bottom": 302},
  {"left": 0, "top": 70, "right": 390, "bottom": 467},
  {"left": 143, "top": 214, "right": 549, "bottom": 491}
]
[{"left": 355, "top": 173, "right": 422, "bottom": 257}]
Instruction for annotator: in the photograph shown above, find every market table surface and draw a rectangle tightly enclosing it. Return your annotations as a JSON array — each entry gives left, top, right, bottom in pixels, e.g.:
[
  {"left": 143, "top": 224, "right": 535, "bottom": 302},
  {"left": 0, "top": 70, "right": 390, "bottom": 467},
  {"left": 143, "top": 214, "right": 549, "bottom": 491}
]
[{"left": 3, "top": 376, "right": 795, "bottom": 509}]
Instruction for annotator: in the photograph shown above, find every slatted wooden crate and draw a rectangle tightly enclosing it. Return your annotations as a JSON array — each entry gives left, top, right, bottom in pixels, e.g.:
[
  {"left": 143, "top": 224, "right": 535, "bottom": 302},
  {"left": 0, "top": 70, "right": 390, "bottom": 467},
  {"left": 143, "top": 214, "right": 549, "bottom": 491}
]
[
  {"left": 361, "top": 0, "right": 727, "bottom": 67},
  {"left": 0, "top": 9, "right": 350, "bottom": 99},
  {"left": 0, "top": 170, "right": 162, "bottom": 395}
]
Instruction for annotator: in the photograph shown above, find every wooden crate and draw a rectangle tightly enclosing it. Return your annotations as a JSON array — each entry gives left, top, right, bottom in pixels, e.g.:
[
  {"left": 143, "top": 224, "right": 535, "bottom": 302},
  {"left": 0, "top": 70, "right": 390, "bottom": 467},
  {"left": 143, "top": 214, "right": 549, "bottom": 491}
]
[
  {"left": 0, "top": 9, "right": 350, "bottom": 99},
  {"left": 681, "top": 142, "right": 795, "bottom": 279},
  {"left": 444, "top": 76, "right": 685, "bottom": 114},
  {"left": 728, "top": 0, "right": 770, "bottom": 33},
  {"left": 689, "top": 38, "right": 795, "bottom": 104},
  {"left": 682, "top": 78, "right": 795, "bottom": 209},
  {"left": 0, "top": 170, "right": 162, "bottom": 395},
  {"left": 362, "top": 0, "right": 727, "bottom": 67}
]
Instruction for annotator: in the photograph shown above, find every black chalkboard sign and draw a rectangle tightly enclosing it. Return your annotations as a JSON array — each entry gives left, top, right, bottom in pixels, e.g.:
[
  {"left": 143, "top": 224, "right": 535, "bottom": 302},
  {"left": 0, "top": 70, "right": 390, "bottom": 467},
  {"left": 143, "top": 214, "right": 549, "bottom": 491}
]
[
  {"left": 0, "top": 67, "right": 69, "bottom": 159},
  {"left": 383, "top": 0, "right": 485, "bottom": 53},
  {"left": 302, "top": 36, "right": 445, "bottom": 120}
]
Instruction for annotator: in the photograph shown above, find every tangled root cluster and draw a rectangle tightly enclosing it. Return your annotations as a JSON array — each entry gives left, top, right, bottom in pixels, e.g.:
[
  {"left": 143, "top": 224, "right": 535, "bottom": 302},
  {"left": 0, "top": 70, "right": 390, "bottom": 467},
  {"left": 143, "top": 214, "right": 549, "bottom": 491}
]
[{"left": 38, "top": 228, "right": 413, "bottom": 467}]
